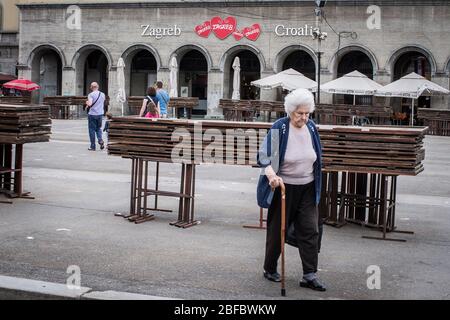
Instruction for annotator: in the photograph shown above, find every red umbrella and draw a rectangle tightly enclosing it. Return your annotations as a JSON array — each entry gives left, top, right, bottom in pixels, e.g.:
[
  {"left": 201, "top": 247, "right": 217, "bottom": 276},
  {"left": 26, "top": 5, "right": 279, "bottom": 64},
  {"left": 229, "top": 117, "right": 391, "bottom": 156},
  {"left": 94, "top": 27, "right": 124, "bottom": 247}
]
[{"left": 2, "top": 79, "right": 40, "bottom": 91}]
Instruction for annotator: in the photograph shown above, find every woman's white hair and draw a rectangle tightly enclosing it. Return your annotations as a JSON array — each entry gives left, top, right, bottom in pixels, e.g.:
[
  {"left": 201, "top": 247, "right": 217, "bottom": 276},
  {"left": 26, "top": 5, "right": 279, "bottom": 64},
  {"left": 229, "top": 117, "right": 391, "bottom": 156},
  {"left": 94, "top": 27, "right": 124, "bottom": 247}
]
[{"left": 284, "top": 88, "right": 315, "bottom": 115}]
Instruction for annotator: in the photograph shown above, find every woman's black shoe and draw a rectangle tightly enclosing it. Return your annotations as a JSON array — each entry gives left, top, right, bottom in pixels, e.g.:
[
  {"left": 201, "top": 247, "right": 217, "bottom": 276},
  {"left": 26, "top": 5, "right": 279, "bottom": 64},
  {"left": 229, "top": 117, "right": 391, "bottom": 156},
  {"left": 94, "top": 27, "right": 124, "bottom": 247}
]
[
  {"left": 299, "top": 278, "right": 327, "bottom": 291},
  {"left": 263, "top": 271, "right": 281, "bottom": 282}
]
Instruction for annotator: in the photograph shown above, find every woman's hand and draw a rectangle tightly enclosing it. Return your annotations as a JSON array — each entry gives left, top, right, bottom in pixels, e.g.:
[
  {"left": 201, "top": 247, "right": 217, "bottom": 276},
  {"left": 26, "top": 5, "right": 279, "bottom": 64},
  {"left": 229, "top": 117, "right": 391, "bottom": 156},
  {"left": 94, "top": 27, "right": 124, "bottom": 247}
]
[
  {"left": 268, "top": 174, "right": 283, "bottom": 189},
  {"left": 264, "top": 165, "right": 283, "bottom": 189}
]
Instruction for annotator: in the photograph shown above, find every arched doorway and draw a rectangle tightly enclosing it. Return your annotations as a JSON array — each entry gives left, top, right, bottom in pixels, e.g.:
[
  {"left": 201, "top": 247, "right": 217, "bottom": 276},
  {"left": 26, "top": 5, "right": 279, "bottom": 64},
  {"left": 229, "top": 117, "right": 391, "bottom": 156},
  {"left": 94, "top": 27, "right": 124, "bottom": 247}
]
[
  {"left": 179, "top": 50, "right": 208, "bottom": 115},
  {"left": 394, "top": 51, "right": 431, "bottom": 80},
  {"left": 30, "top": 47, "right": 63, "bottom": 103},
  {"left": 83, "top": 50, "right": 108, "bottom": 95},
  {"left": 282, "top": 50, "right": 316, "bottom": 80},
  {"left": 226, "top": 50, "right": 260, "bottom": 100},
  {"left": 337, "top": 51, "right": 374, "bottom": 105},
  {"left": 74, "top": 47, "right": 110, "bottom": 96},
  {"left": 394, "top": 51, "right": 432, "bottom": 115},
  {"left": 127, "top": 50, "right": 157, "bottom": 96}
]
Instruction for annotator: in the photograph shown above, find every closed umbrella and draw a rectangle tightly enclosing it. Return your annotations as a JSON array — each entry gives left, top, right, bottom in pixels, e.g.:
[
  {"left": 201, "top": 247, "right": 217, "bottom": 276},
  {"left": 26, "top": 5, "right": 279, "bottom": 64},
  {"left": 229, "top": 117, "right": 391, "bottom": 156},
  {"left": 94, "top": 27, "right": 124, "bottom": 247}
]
[
  {"left": 116, "top": 57, "right": 126, "bottom": 116},
  {"left": 3, "top": 79, "right": 40, "bottom": 91},
  {"left": 251, "top": 68, "right": 317, "bottom": 92},
  {"left": 169, "top": 56, "right": 178, "bottom": 118},
  {"left": 232, "top": 56, "right": 240, "bottom": 100},
  {"left": 169, "top": 56, "right": 178, "bottom": 98},
  {"left": 320, "top": 70, "right": 383, "bottom": 105},
  {"left": 375, "top": 72, "right": 450, "bottom": 126}
]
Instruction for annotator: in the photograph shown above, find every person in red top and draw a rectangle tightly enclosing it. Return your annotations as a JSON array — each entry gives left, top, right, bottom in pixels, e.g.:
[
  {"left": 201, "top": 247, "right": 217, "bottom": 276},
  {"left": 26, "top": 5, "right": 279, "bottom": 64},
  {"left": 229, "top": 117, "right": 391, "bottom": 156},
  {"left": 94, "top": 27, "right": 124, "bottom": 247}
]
[{"left": 139, "top": 86, "right": 160, "bottom": 118}]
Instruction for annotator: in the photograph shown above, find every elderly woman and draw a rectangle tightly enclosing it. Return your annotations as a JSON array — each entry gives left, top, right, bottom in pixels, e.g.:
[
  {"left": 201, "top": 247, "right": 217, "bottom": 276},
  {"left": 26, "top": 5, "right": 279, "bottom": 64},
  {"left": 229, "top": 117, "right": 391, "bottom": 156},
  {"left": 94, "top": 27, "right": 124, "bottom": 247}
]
[{"left": 256, "top": 88, "right": 325, "bottom": 291}]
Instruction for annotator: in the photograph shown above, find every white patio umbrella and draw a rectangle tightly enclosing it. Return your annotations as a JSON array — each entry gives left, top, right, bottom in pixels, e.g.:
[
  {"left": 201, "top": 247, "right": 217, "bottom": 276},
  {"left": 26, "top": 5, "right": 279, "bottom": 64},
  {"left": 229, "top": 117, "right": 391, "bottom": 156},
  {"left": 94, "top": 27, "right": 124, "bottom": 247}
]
[
  {"left": 251, "top": 68, "right": 317, "bottom": 91},
  {"left": 169, "top": 56, "right": 178, "bottom": 98},
  {"left": 116, "top": 57, "right": 126, "bottom": 116},
  {"left": 320, "top": 70, "right": 383, "bottom": 105},
  {"left": 169, "top": 56, "right": 178, "bottom": 118},
  {"left": 231, "top": 56, "right": 241, "bottom": 100},
  {"left": 375, "top": 72, "right": 450, "bottom": 126}
]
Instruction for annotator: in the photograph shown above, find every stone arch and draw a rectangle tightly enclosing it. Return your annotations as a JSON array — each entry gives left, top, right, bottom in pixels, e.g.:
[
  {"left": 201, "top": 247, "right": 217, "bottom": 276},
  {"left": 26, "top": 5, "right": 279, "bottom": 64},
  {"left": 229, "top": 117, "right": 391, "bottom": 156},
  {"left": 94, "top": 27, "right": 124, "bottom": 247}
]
[
  {"left": 71, "top": 44, "right": 112, "bottom": 95},
  {"left": 386, "top": 45, "right": 437, "bottom": 78},
  {"left": 219, "top": 44, "right": 266, "bottom": 73},
  {"left": 220, "top": 44, "right": 264, "bottom": 100},
  {"left": 387, "top": 45, "right": 437, "bottom": 112},
  {"left": 27, "top": 44, "right": 67, "bottom": 68},
  {"left": 274, "top": 44, "right": 318, "bottom": 74},
  {"left": 444, "top": 56, "right": 450, "bottom": 76},
  {"left": 121, "top": 43, "right": 161, "bottom": 71},
  {"left": 70, "top": 43, "right": 113, "bottom": 70},
  {"left": 27, "top": 44, "right": 64, "bottom": 103},
  {"left": 120, "top": 44, "right": 160, "bottom": 96},
  {"left": 170, "top": 44, "right": 213, "bottom": 72},
  {"left": 328, "top": 44, "right": 379, "bottom": 78},
  {"left": 171, "top": 45, "right": 210, "bottom": 115}
]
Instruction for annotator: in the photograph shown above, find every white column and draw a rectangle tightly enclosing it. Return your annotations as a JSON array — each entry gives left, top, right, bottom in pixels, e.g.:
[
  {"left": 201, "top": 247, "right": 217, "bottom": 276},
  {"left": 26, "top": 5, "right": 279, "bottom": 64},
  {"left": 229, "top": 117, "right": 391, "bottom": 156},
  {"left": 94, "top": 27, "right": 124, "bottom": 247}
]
[
  {"left": 258, "top": 70, "right": 277, "bottom": 102},
  {"left": 206, "top": 68, "right": 224, "bottom": 117},
  {"left": 18, "top": 68, "right": 31, "bottom": 80},
  {"left": 431, "top": 74, "right": 450, "bottom": 110},
  {"left": 319, "top": 72, "right": 333, "bottom": 104},
  {"left": 61, "top": 67, "right": 77, "bottom": 96},
  {"left": 156, "top": 68, "right": 170, "bottom": 90},
  {"left": 106, "top": 67, "right": 120, "bottom": 115},
  {"left": 374, "top": 71, "right": 391, "bottom": 107},
  {"left": 16, "top": 65, "right": 36, "bottom": 102}
]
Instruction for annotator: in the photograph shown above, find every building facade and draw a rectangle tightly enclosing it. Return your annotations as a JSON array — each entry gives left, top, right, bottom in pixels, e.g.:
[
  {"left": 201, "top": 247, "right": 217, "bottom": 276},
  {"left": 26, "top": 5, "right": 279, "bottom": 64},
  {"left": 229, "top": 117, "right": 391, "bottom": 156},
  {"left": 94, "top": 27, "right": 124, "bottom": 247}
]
[
  {"left": 0, "top": 0, "right": 19, "bottom": 80},
  {"left": 15, "top": 0, "right": 450, "bottom": 115}
]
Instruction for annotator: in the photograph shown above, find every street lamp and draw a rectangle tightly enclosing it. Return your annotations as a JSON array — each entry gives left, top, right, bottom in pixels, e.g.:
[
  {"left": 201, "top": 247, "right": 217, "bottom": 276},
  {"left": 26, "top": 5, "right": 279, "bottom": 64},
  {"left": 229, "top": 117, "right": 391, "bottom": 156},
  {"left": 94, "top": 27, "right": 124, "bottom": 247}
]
[{"left": 312, "top": 1, "right": 327, "bottom": 104}]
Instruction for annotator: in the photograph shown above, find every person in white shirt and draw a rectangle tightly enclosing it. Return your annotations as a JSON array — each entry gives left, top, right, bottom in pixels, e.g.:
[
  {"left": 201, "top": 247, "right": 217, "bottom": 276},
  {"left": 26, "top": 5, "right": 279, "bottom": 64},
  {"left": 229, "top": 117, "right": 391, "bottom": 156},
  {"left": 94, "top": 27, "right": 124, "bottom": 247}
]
[{"left": 85, "top": 82, "right": 106, "bottom": 151}]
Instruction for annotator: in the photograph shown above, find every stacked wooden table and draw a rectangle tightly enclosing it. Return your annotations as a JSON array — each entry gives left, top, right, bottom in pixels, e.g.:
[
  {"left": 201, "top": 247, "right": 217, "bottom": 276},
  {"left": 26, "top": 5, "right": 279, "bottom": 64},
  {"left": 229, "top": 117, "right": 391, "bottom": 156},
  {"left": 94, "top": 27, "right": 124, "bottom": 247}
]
[
  {"left": 126, "top": 96, "right": 143, "bottom": 115},
  {"left": 43, "top": 96, "right": 109, "bottom": 119},
  {"left": 315, "top": 103, "right": 392, "bottom": 125},
  {"left": 318, "top": 125, "right": 426, "bottom": 241},
  {"left": 170, "top": 97, "right": 199, "bottom": 119},
  {"left": 0, "top": 104, "right": 51, "bottom": 200},
  {"left": 108, "top": 117, "right": 267, "bottom": 164},
  {"left": 417, "top": 108, "right": 450, "bottom": 136},
  {"left": 319, "top": 125, "right": 425, "bottom": 176},
  {"left": 43, "top": 96, "right": 86, "bottom": 119},
  {"left": 219, "top": 99, "right": 256, "bottom": 122},
  {"left": 127, "top": 96, "right": 199, "bottom": 119},
  {"left": 108, "top": 117, "right": 267, "bottom": 226},
  {"left": 0, "top": 96, "right": 32, "bottom": 105},
  {"left": 219, "top": 99, "right": 286, "bottom": 122},
  {"left": 108, "top": 117, "right": 426, "bottom": 240}
]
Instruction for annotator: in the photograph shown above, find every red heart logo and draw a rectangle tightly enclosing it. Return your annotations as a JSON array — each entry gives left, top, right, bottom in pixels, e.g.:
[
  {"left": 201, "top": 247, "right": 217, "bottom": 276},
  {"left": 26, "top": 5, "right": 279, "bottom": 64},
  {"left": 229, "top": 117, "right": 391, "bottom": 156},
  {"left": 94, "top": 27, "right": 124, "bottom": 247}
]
[
  {"left": 211, "top": 16, "right": 236, "bottom": 40},
  {"left": 233, "top": 29, "right": 244, "bottom": 41},
  {"left": 242, "top": 23, "right": 261, "bottom": 41},
  {"left": 195, "top": 21, "right": 211, "bottom": 38}
]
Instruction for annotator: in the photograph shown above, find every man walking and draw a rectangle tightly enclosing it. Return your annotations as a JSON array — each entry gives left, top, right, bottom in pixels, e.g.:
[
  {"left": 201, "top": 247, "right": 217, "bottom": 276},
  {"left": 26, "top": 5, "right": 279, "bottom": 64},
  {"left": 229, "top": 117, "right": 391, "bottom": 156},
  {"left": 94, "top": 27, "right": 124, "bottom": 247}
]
[
  {"left": 155, "top": 80, "right": 170, "bottom": 118},
  {"left": 85, "top": 82, "right": 105, "bottom": 151}
]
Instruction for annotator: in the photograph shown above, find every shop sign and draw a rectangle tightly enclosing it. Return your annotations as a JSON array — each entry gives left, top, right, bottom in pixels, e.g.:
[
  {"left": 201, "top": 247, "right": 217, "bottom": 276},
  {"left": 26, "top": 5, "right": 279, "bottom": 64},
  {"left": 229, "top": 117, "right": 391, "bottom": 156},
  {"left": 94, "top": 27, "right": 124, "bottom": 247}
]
[
  {"left": 274, "top": 24, "right": 319, "bottom": 37},
  {"left": 195, "top": 16, "right": 261, "bottom": 41},
  {"left": 141, "top": 25, "right": 182, "bottom": 39}
]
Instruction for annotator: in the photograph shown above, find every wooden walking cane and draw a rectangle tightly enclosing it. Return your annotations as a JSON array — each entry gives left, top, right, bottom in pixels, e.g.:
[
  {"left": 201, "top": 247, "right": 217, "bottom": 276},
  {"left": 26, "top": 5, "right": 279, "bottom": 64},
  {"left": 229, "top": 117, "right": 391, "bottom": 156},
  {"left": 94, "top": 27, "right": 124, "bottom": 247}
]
[{"left": 279, "top": 181, "right": 286, "bottom": 297}]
